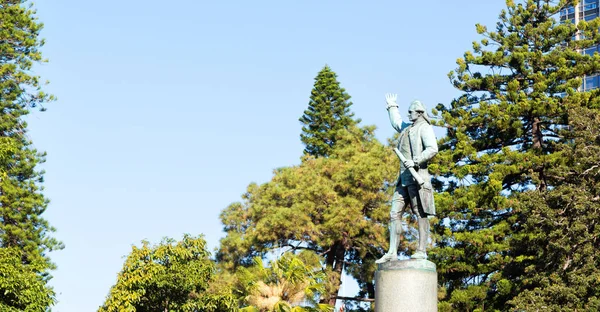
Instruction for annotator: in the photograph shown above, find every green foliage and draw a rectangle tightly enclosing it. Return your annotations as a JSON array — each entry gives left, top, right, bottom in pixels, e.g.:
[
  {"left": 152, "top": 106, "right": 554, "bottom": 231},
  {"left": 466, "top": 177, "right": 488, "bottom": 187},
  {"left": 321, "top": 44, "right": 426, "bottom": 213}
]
[
  {"left": 507, "top": 107, "right": 600, "bottom": 311},
  {"left": 218, "top": 125, "right": 397, "bottom": 306},
  {"left": 0, "top": 137, "right": 17, "bottom": 163},
  {"left": 300, "top": 65, "right": 357, "bottom": 157},
  {"left": 0, "top": 247, "right": 54, "bottom": 312},
  {"left": 235, "top": 252, "right": 332, "bottom": 312},
  {"left": 432, "top": 0, "right": 600, "bottom": 310},
  {"left": 0, "top": 1, "right": 60, "bottom": 310},
  {"left": 99, "top": 235, "right": 237, "bottom": 312}
]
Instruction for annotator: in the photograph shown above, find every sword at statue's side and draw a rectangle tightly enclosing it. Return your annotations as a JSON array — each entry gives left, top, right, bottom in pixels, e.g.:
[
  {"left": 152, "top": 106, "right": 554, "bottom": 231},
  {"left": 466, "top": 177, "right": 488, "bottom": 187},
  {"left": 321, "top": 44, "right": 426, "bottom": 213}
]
[{"left": 393, "top": 147, "right": 425, "bottom": 186}]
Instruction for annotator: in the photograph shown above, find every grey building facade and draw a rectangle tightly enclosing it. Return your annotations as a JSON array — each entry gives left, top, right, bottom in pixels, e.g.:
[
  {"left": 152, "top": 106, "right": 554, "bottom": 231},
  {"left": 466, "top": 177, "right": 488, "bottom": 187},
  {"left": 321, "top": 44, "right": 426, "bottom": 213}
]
[{"left": 560, "top": 0, "right": 600, "bottom": 90}]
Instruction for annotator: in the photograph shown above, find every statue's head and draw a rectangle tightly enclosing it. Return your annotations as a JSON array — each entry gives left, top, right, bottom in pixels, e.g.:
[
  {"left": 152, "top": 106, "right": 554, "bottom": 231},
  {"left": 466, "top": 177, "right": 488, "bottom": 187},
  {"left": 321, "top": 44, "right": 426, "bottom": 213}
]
[{"left": 408, "top": 100, "right": 428, "bottom": 123}]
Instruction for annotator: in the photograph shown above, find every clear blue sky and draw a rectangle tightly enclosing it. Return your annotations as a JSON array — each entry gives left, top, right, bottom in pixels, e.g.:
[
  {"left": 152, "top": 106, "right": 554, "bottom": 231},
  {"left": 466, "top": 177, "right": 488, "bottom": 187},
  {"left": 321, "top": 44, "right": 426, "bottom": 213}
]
[{"left": 28, "top": 1, "right": 506, "bottom": 311}]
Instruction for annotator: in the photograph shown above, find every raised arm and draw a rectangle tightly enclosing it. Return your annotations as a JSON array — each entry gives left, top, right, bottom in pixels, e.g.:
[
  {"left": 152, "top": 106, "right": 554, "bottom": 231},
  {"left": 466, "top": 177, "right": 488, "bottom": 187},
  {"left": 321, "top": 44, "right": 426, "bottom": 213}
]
[{"left": 385, "top": 93, "right": 409, "bottom": 132}]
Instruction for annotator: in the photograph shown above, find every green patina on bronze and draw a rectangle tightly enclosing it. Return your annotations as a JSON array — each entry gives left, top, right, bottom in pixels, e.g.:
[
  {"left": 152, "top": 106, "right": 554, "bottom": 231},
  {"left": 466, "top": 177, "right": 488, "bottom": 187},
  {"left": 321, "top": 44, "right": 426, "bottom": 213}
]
[
  {"left": 378, "top": 259, "right": 437, "bottom": 273},
  {"left": 376, "top": 94, "right": 439, "bottom": 264}
]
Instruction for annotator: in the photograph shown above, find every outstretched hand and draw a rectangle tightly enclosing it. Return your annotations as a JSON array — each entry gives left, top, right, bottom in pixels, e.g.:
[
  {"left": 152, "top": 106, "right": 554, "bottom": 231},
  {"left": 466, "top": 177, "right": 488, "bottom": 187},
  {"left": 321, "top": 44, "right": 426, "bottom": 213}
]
[{"left": 385, "top": 93, "right": 398, "bottom": 109}]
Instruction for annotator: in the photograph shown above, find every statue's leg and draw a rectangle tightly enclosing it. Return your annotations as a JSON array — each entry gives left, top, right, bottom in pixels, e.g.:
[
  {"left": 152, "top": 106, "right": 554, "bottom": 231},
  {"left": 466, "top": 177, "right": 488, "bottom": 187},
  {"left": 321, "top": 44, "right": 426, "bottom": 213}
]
[
  {"left": 409, "top": 184, "right": 429, "bottom": 259},
  {"left": 388, "top": 209, "right": 402, "bottom": 254},
  {"left": 416, "top": 217, "right": 430, "bottom": 254},
  {"left": 376, "top": 186, "right": 406, "bottom": 264}
]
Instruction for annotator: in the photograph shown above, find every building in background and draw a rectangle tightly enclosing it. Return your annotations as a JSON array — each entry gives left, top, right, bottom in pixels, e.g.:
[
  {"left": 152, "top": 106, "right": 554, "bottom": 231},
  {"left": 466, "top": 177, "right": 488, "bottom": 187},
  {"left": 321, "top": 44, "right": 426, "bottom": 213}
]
[{"left": 560, "top": 0, "right": 600, "bottom": 90}]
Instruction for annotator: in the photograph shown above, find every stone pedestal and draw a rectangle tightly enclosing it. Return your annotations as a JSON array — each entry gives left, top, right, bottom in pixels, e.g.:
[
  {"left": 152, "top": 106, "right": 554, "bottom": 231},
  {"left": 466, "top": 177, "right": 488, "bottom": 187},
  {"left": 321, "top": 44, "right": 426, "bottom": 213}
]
[{"left": 375, "top": 259, "right": 437, "bottom": 312}]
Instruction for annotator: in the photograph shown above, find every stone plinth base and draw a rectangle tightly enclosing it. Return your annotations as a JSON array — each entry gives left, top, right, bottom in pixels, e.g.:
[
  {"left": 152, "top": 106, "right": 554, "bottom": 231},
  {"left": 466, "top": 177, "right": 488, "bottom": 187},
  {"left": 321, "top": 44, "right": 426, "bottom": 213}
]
[{"left": 375, "top": 259, "right": 437, "bottom": 312}]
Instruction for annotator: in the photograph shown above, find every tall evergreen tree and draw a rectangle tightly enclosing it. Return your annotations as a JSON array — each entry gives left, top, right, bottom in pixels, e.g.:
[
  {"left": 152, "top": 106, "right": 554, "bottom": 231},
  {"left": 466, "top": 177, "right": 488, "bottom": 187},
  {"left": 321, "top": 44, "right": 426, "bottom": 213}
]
[
  {"left": 218, "top": 125, "right": 397, "bottom": 306},
  {"left": 0, "top": 1, "right": 61, "bottom": 310},
  {"left": 508, "top": 106, "right": 600, "bottom": 311},
  {"left": 300, "top": 65, "right": 357, "bottom": 157},
  {"left": 430, "top": 0, "right": 600, "bottom": 310}
]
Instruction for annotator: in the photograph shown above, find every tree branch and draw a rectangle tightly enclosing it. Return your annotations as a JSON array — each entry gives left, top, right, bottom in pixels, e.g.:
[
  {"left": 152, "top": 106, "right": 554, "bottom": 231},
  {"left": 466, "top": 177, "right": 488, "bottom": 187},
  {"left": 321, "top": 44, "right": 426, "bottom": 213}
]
[
  {"left": 336, "top": 296, "right": 374, "bottom": 303},
  {"left": 582, "top": 165, "right": 599, "bottom": 176}
]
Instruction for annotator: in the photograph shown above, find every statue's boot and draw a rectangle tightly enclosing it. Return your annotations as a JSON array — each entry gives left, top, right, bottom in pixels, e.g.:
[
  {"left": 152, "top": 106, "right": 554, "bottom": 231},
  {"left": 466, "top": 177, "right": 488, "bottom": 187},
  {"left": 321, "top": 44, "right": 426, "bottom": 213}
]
[
  {"left": 376, "top": 219, "right": 401, "bottom": 264},
  {"left": 411, "top": 217, "right": 430, "bottom": 260}
]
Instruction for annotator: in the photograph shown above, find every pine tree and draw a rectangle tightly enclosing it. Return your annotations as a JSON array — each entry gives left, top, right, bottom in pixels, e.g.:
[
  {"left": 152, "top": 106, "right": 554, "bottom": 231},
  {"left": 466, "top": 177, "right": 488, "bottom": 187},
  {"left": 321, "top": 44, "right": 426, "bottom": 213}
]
[
  {"left": 0, "top": 1, "right": 61, "bottom": 310},
  {"left": 300, "top": 65, "right": 357, "bottom": 157},
  {"left": 508, "top": 106, "right": 600, "bottom": 311},
  {"left": 218, "top": 125, "right": 397, "bottom": 307},
  {"left": 430, "top": 0, "right": 600, "bottom": 310}
]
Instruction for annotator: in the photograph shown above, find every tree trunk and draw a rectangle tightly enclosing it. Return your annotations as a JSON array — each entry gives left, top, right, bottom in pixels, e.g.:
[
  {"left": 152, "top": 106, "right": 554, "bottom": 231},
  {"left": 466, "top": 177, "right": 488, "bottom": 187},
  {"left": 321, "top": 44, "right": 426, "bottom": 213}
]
[
  {"left": 325, "top": 243, "right": 336, "bottom": 270},
  {"left": 367, "top": 281, "right": 375, "bottom": 301},
  {"left": 532, "top": 116, "right": 547, "bottom": 191},
  {"left": 327, "top": 241, "right": 346, "bottom": 306},
  {"left": 532, "top": 116, "right": 543, "bottom": 150},
  {"left": 322, "top": 241, "right": 346, "bottom": 306}
]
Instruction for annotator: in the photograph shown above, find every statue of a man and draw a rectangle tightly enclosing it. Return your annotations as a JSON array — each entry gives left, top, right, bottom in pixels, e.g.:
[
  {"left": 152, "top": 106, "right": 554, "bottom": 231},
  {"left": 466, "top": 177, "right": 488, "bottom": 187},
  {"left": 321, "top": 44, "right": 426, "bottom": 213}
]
[{"left": 376, "top": 93, "right": 438, "bottom": 263}]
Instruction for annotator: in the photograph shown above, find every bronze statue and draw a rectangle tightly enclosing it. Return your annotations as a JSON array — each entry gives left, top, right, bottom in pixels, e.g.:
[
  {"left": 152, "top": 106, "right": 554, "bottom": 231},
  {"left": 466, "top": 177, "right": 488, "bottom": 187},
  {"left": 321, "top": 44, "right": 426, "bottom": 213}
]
[{"left": 376, "top": 94, "right": 438, "bottom": 263}]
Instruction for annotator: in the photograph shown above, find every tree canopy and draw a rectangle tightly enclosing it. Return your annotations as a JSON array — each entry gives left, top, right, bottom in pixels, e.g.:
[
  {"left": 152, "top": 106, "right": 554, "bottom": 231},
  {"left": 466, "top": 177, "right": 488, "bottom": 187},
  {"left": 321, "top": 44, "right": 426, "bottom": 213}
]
[
  {"left": 430, "top": 0, "right": 600, "bottom": 310},
  {"left": 235, "top": 252, "right": 332, "bottom": 312},
  {"left": 99, "top": 235, "right": 237, "bottom": 312},
  {"left": 300, "top": 65, "right": 357, "bottom": 157},
  {"left": 0, "top": 247, "right": 54, "bottom": 312},
  {"left": 218, "top": 125, "right": 398, "bottom": 306},
  {"left": 0, "top": 1, "right": 60, "bottom": 310}
]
